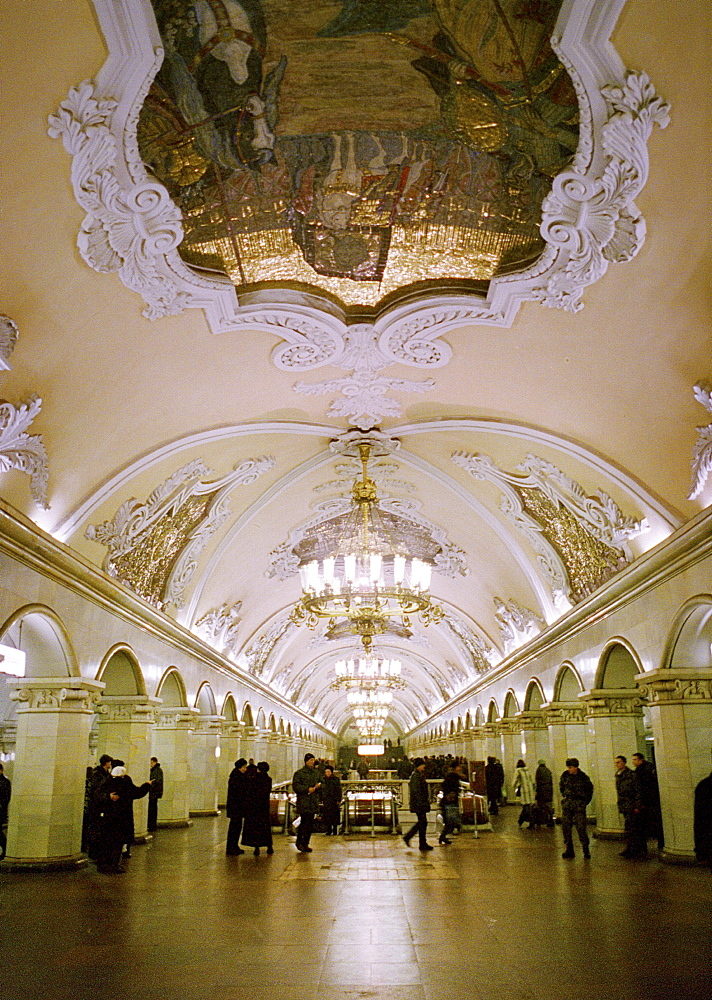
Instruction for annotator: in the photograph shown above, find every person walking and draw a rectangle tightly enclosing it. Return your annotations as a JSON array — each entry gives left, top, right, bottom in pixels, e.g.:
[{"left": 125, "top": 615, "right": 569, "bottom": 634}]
[
  {"left": 534, "top": 760, "right": 554, "bottom": 828},
  {"left": 321, "top": 765, "right": 343, "bottom": 836},
  {"left": 226, "top": 758, "right": 249, "bottom": 855},
  {"left": 292, "top": 753, "right": 321, "bottom": 853},
  {"left": 512, "top": 759, "right": 536, "bottom": 828},
  {"left": 438, "top": 761, "right": 464, "bottom": 844},
  {"left": 403, "top": 758, "right": 433, "bottom": 851},
  {"left": 242, "top": 761, "right": 274, "bottom": 856},
  {"left": 485, "top": 756, "right": 504, "bottom": 816},
  {"left": 614, "top": 755, "right": 642, "bottom": 858},
  {"left": 147, "top": 757, "right": 164, "bottom": 832},
  {"left": 560, "top": 757, "right": 593, "bottom": 859},
  {"left": 0, "top": 762, "right": 11, "bottom": 860}
]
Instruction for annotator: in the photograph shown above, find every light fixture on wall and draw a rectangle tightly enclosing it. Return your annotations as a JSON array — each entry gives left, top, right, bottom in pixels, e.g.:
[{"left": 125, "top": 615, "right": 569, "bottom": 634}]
[{"left": 290, "top": 442, "right": 443, "bottom": 650}]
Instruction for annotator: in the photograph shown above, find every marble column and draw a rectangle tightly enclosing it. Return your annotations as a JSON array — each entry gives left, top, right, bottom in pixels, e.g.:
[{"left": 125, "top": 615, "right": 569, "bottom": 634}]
[
  {"left": 638, "top": 669, "right": 712, "bottom": 862},
  {"left": 481, "top": 723, "right": 500, "bottom": 761},
  {"left": 581, "top": 689, "right": 645, "bottom": 838},
  {"left": 152, "top": 707, "right": 199, "bottom": 827},
  {"left": 499, "top": 720, "right": 524, "bottom": 802},
  {"left": 218, "top": 721, "right": 242, "bottom": 807},
  {"left": 3, "top": 677, "right": 103, "bottom": 869},
  {"left": 240, "top": 725, "right": 258, "bottom": 764},
  {"left": 470, "top": 727, "right": 486, "bottom": 762},
  {"left": 189, "top": 715, "right": 223, "bottom": 816},
  {"left": 543, "top": 703, "right": 590, "bottom": 815},
  {"left": 516, "top": 712, "right": 550, "bottom": 768},
  {"left": 96, "top": 695, "right": 159, "bottom": 841}
]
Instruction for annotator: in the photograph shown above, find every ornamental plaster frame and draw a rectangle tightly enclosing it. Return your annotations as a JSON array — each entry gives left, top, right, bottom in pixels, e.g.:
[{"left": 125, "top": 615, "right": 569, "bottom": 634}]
[{"left": 50, "top": 0, "right": 668, "bottom": 342}]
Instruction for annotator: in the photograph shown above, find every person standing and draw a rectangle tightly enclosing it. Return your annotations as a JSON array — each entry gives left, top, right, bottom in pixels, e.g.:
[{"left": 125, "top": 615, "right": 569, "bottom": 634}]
[
  {"left": 96, "top": 764, "right": 150, "bottom": 872},
  {"left": 485, "top": 756, "right": 504, "bottom": 816},
  {"left": 560, "top": 757, "right": 593, "bottom": 859},
  {"left": 403, "top": 757, "right": 433, "bottom": 851},
  {"left": 242, "top": 761, "right": 274, "bottom": 857},
  {"left": 632, "top": 752, "right": 663, "bottom": 852},
  {"left": 107, "top": 761, "right": 151, "bottom": 859},
  {"left": 226, "top": 758, "right": 248, "bottom": 855},
  {"left": 512, "top": 759, "right": 536, "bottom": 828},
  {"left": 0, "top": 762, "right": 11, "bottom": 860},
  {"left": 439, "top": 761, "right": 464, "bottom": 844},
  {"left": 693, "top": 763, "right": 712, "bottom": 870},
  {"left": 321, "top": 765, "right": 343, "bottom": 836},
  {"left": 534, "top": 760, "right": 554, "bottom": 828},
  {"left": 85, "top": 754, "right": 113, "bottom": 860},
  {"left": 292, "top": 753, "right": 321, "bottom": 853},
  {"left": 147, "top": 757, "right": 164, "bottom": 833},
  {"left": 614, "top": 755, "right": 642, "bottom": 858}
]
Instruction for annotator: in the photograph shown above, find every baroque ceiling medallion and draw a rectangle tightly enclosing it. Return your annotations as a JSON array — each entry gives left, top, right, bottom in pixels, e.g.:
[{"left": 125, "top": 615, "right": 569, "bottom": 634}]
[{"left": 50, "top": 0, "right": 668, "bottom": 340}]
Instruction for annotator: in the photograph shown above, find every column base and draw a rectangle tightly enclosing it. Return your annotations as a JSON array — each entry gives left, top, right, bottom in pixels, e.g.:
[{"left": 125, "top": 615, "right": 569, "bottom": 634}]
[
  {"left": 189, "top": 809, "right": 220, "bottom": 817},
  {"left": 593, "top": 828, "right": 626, "bottom": 840},
  {"left": 132, "top": 833, "right": 153, "bottom": 845},
  {"left": 660, "top": 848, "right": 698, "bottom": 866},
  {"left": 157, "top": 819, "right": 193, "bottom": 829},
  {"left": 1, "top": 853, "right": 88, "bottom": 872}
]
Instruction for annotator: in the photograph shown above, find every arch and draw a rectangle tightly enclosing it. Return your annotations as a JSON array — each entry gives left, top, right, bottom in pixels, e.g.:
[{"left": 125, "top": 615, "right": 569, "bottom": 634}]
[
  {"left": 0, "top": 604, "right": 78, "bottom": 678},
  {"left": 503, "top": 690, "right": 519, "bottom": 717},
  {"left": 156, "top": 667, "right": 187, "bottom": 707},
  {"left": 268, "top": 712, "right": 277, "bottom": 733},
  {"left": 595, "top": 639, "right": 644, "bottom": 689},
  {"left": 523, "top": 678, "right": 545, "bottom": 711},
  {"left": 286, "top": 721, "right": 293, "bottom": 737},
  {"left": 97, "top": 644, "right": 145, "bottom": 696},
  {"left": 456, "top": 716, "right": 463, "bottom": 733},
  {"left": 554, "top": 662, "right": 584, "bottom": 701},
  {"left": 464, "top": 710, "right": 472, "bottom": 729},
  {"left": 487, "top": 699, "right": 499, "bottom": 723},
  {"left": 663, "top": 595, "right": 712, "bottom": 672},
  {"left": 194, "top": 681, "right": 217, "bottom": 716},
  {"left": 241, "top": 702, "right": 254, "bottom": 727},
  {"left": 221, "top": 693, "right": 238, "bottom": 721},
  {"left": 475, "top": 705, "right": 484, "bottom": 726},
  {"left": 256, "top": 707, "right": 266, "bottom": 730},
  {"left": 278, "top": 717, "right": 285, "bottom": 735}
]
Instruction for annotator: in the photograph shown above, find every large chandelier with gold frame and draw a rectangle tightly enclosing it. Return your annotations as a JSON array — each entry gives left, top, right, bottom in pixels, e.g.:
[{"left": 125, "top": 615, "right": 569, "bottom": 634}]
[
  {"left": 289, "top": 442, "right": 444, "bottom": 650},
  {"left": 331, "top": 653, "right": 405, "bottom": 691}
]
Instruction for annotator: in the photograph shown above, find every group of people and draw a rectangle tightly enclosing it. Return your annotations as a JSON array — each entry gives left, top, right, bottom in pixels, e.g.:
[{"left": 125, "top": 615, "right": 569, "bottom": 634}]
[
  {"left": 403, "top": 757, "right": 468, "bottom": 850},
  {"left": 614, "top": 753, "right": 664, "bottom": 859}
]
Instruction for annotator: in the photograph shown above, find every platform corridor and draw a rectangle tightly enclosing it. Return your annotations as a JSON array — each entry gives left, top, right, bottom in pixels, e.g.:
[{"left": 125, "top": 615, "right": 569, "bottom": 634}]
[{"left": 1, "top": 809, "right": 710, "bottom": 1000}]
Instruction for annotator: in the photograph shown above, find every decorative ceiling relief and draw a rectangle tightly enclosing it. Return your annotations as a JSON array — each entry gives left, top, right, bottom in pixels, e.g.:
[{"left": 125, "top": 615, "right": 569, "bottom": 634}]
[
  {"left": 452, "top": 451, "right": 647, "bottom": 604},
  {"left": 86, "top": 456, "right": 274, "bottom": 608},
  {"left": 494, "top": 596, "right": 545, "bottom": 654},
  {"left": 442, "top": 610, "right": 498, "bottom": 674},
  {"left": 0, "top": 316, "right": 19, "bottom": 371},
  {"left": 52, "top": 1, "right": 667, "bottom": 335},
  {"left": 194, "top": 600, "right": 243, "bottom": 657},
  {"left": 241, "top": 613, "right": 294, "bottom": 678},
  {"left": 0, "top": 396, "right": 49, "bottom": 508},
  {"left": 688, "top": 382, "right": 712, "bottom": 501}
]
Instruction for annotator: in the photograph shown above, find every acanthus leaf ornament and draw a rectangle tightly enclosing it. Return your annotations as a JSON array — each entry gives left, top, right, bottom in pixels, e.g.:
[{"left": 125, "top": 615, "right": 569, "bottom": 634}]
[
  {"left": 688, "top": 382, "right": 712, "bottom": 500},
  {"left": 0, "top": 315, "right": 19, "bottom": 371},
  {"left": 0, "top": 395, "right": 50, "bottom": 508}
]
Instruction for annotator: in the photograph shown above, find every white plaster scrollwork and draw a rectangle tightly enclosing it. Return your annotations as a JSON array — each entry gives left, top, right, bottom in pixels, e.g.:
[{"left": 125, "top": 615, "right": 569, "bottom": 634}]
[
  {"left": 688, "top": 382, "right": 712, "bottom": 500},
  {"left": 533, "top": 70, "right": 670, "bottom": 313},
  {"left": 0, "top": 315, "right": 19, "bottom": 371},
  {"left": 494, "top": 597, "right": 545, "bottom": 655},
  {"left": 442, "top": 611, "right": 499, "bottom": 675},
  {"left": 86, "top": 455, "right": 274, "bottom": 608},
  {"left": 194, "top": 601, "right": 243, "bottom": 658},
  {"left": 241, "top": 614, "right": 294, "bottom": 678},
  {"left": 452, "top": 450, "right": 647, "bottom": 604},
  {"left": 0, "top": 395, "right": 49, "bottom": 507}
]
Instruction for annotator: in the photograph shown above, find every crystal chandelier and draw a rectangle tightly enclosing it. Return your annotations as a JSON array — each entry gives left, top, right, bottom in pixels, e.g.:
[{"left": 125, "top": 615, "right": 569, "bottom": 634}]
[
  {"left": 353, "top": 704, "right": 389, "bottom": 739},
  {"left": 347, "top": 688, "right": 393, "bottom": 706},
  {"left": 290, "top": 442, "right": 444, "bottom": 650},
  {"left": 332, "top": 654, "right": 405, "bottom": 691}
]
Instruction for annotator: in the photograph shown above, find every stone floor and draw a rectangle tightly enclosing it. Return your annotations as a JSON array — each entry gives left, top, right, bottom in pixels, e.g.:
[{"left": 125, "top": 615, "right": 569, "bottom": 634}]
[{"left": 1, "top": 809, "right": 711, "bottom": 1000}]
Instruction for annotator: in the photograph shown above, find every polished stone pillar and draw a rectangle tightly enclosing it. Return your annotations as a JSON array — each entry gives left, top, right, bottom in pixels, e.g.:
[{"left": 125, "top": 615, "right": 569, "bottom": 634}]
[
  {"left": 638, "top": 669, "right": 712, "bottom": 862},
  {"left": 4, "top": 677, "right": 103, "bottom": 869},
  {"left": 482, "top": 723, "right": 500, "bottom": 760},
  {"left": 470, "top": 727, "right": 486, "bottom": 762},
  {"left": 581, "top": 690, "right": 645, "bottom": 837},
  {"left": 517, "top": 712, "right": 550, "bottom": 767},
  {"left": 189, "top": 715, "right": 223, "bottom": 816},
  {"left": 499, "top": 720, "right": 524, "bottom": 802},
  {"left": 544, "top": 703, "right": 590, "bottom": 814},
  {"left": 152, "top": 707, "right": 199, "bottom": 827},
  {"left": 96, "top": 694, "right": 159, "bottom": 841},
  {"left": 217, "top": 721, "right": 242, "bottom": 807},
  {"left": 240, "top": 725, "right": 258, "bottom": 764}
]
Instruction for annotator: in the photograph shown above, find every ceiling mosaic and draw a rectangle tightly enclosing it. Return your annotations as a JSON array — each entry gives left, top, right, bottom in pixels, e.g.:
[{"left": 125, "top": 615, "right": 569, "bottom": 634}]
[{"left": 137, "top": 0, "right": 579, "bottom": 308}]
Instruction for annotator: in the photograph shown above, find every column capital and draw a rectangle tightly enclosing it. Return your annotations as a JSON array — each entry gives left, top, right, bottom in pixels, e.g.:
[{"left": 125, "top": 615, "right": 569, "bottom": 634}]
[
  {"left": 580, "top": 688, "right": 645, "bottom": 717},
  {"left": 542, "top": 701, "right": 587, "bottom": 725},
  {"left": 636, "top": 670, "right": 712, "bottom": 705},
  {"left": 498, "top": 719, "right": 522, "bottom": 736},
  {"left": 515, "top": 711, "right": 547, "bottom": 730},
  {"left": 221, "top": 720, "right": 243, "bottom": 738},
  {"left": 98, "top": 694, "right": 161, "bottom": 723},
  {"left": 156, "top": 706, "right": 200, "bottom": 729},
  {"left": 11, "top": 676, "right": 104, "bottom": 714},
  {"left": 481, "top": 723, "right": 499, "bottom": 737},
  {"left": 192, "top": 714, "right": 224, "bottom": 735}
]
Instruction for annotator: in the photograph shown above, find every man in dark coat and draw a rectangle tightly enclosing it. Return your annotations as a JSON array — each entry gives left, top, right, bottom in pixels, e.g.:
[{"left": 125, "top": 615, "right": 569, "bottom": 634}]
[
  {"left": 85, "top": 754, "right": 113, "bottom": 859},
  {"left": 439, "top": 761, "right": 464, "bottom": 844},
  {"left": 485, "top": 756, "right": 504, "bottom": 816},
  {"left": 693, "top": 767, "right": 712, "bottom": 869},
  {"left": 615, "top": 755, "right": 643, "bottom": 858},
  {"left": 242, "top": 761, "right": 274, "bottom": 856},
  {"left": 226, "top": 757, "right": 248, "bottom": 855},
  {"left": 292, "top": 753, "right": 322, "bottom": 852},
  {"left": 632, "top": 753, "right": 664, "bottom": 851},
  {"left": 560, "top": 757, "right": 593, "bottom": 859},
  {"left": 321, "top": 765, "right": 343, "bottom": 836},
  {"left": 147, "top": 757, "right": 164, "bottom": 832},
  {"left": 96, "top": 764, "right": 151, "bottom": 873},
  {"left": 534, "top": 760, "right": 554, "bottom": 828},
  {"left": 0, "top": 762, "right": 11, "bottom": 859},
  {"left": 403, "top": 758, "right": 432, "bottom": 851}
]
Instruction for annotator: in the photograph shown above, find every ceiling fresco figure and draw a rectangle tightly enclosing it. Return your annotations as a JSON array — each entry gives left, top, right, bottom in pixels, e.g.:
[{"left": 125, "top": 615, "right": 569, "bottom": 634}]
[{"left": 138, "top": 0, "right": 578, "bottom": 302}]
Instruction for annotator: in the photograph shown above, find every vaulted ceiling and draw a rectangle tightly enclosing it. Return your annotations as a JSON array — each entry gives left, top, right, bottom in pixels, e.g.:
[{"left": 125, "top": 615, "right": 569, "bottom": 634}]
[{"left": 1, "top": 0, "right": 710, "bottom": 740}]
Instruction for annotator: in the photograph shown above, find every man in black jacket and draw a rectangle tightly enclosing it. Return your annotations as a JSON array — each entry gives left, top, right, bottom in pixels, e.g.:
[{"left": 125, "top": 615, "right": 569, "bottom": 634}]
[
  {"left": 0, "top": 762, "right": 11, "bottom": 859},
  {"left": 147, "top": 757, "right": 164, "bottom": 832},
  {"left": 615, "top": 755, "right": 641, "bottom": 858},
  {"left": 226, "top": 758, "right": 248, "bottom": 855},
  {"left": 403, "top": 758, "right": 433, "bottom": 851},
  {"left": 560, "top": 757, "right": 594, "bottom": 859},
  {"left": 292, "top": 753, "right": 322, "bottom": 852},
  {"left": 85, "top": 754, "right": 113, "bottom": 860}
]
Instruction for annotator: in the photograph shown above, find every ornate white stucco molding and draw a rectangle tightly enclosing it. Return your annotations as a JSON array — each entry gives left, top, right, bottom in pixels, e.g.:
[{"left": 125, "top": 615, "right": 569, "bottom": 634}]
[
  {"left": 50, "top": 1, "right": 669, "bottom": 338},
  {"left": 494, "top": 597, "right": 545, "bottom": 655},
  {"left": 194, "top": 601, "right": 243, "bottom": 659},
  {"left": 0, "top": 315, "right": 19, "bottom": 371},
  {"left": 688, "top": 382, "right": 712, "bottom": 500},
  {"left": 452, "top": 450, "right": 647, "bottom": 604},
  {"left": 442, "top": 611, "right": 499, "bottom": 675},
  {"left": 0, "top": 396, "right": 49, "bottom": 508},
  {"left": 86, "top": 455, "right": 274, "bottom": 608},
  {"left": 239, "top": 613, "right": 294, "bottom": 679}
]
